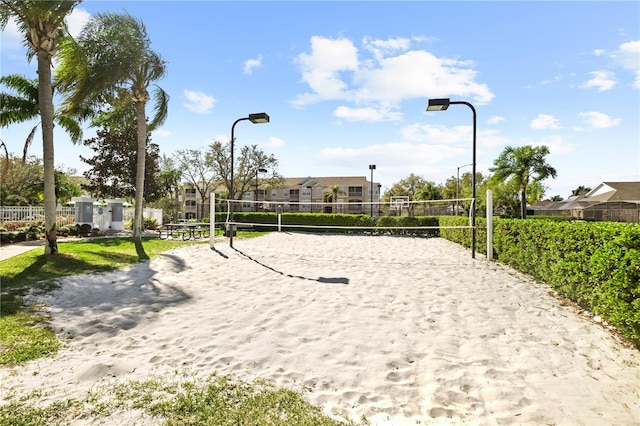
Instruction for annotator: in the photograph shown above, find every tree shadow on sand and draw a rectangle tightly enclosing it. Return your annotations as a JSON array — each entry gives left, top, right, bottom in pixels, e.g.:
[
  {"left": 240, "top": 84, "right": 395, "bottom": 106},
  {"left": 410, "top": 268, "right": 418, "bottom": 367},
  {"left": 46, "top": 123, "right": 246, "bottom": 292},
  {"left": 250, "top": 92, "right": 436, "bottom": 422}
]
[{"left": 37, "top": 253, "right": 193, "bottom": 339}]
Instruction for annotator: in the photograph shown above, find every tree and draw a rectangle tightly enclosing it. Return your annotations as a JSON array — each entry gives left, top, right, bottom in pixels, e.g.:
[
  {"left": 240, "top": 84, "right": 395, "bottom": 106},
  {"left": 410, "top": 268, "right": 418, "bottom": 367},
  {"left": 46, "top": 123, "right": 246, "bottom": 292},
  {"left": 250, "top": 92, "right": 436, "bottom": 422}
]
[
  {"left": 151, "top": 155, "right": 182, "bottom": 223},
  {"left": 1, "top": 0, "right": 82, "bottom": 254},
  {"left": 571, "top": 186, "right": 591, "bottom": 197},
  {"left": 81, "top": 124, "right": 161, "bottom": 202},
  {"left": 383, "top": 173, "right": 432, "bottom": 216},
  {"left": 57, "top": 11, "right": 168, "bottom": 241},
  {"left": 415, "top": 181, "right": 443, "bottom": 201},
  {"left": 174, "top": 149, "right": 217, "bottom": 220},
  {"left": 0, "top": 154, "right": 81, "bottom": 206},
  {"left": 0, "top": 154, "right": 43, "bottom": 205},
  {"left": 207, "top": 141, "right": 281, "bottom": 200},
  {"left": 328, "top": 184, "right": 347, "bottom": 213},
  {"left": 0, "top": 74, "right": 84, "bottom": 162},
  {"left": 489, "top": 145, "right": 557, "bottom": 219}
]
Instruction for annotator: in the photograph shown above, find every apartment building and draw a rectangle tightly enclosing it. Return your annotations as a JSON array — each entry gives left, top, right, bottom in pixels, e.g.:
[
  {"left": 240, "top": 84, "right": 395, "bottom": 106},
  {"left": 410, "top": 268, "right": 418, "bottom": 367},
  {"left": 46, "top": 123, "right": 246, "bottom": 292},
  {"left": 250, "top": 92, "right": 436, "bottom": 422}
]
[
  {"left": 178, "top": 176, "right": 381, "bottom": 219},
  {"left": 242, "top": 176, "right": 381, "bottom": 214}
]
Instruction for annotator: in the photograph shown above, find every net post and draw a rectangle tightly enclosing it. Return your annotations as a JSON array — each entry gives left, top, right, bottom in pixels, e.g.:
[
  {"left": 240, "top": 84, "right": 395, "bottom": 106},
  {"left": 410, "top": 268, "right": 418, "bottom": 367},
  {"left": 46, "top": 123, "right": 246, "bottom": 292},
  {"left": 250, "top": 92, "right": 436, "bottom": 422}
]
[
  {"left": 209, "top": 193, "right": 216, "bottom": 249},
  {"left": 277, "top": 204, "right": 282, "bottom": 232},
  {"left": 486, "top": 190, "right": 493, "bottom": 260}
]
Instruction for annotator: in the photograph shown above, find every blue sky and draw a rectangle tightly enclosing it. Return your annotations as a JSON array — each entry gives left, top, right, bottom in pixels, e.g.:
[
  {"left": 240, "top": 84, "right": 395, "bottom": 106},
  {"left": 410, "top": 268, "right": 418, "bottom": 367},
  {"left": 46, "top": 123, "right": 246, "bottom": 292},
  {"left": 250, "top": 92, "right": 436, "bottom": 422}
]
[{"left": 1, "top": 1, "right": 639, "bottom": 199}]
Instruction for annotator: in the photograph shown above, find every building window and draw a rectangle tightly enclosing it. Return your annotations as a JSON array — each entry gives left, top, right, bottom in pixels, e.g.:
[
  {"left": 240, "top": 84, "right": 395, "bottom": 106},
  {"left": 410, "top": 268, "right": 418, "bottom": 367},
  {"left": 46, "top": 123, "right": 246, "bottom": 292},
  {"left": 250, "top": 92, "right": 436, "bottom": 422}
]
[
  {"left": 283, "top": 189, "right": 289, "bottom": 198},
  {"left": 348, "top": 200, "right": 362, "bottom": 212},
  {"left": 348, "top": 186, "right": 363, "bottom": 197},
  {"left": 185, "top": 188, "right": 196, "bottom": 197},
  {"left": 271, "top": 189, "right": 277, "bottom": 198}
]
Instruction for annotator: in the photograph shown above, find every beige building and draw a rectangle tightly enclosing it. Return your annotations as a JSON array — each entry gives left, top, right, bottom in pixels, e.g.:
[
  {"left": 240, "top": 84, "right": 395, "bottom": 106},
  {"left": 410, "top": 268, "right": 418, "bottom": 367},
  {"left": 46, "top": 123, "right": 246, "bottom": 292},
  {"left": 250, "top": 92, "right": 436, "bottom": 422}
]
[
  {"left": 530, "top": 181, "right": 640, "bottom": 223},
  {"left": 178, "top": 176, "right": 381, "bottom": 219},
  {"left": 241, "top": 176, "right": 381, "bottom": 214}
]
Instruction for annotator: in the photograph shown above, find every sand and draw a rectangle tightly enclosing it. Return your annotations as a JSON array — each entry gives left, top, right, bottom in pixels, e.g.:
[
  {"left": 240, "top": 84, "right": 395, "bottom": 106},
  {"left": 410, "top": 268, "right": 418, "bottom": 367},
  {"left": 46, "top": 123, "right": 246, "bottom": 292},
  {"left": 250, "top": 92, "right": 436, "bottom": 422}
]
[{"left": 1, "top": 233, "right": 639, "bottom": 425}]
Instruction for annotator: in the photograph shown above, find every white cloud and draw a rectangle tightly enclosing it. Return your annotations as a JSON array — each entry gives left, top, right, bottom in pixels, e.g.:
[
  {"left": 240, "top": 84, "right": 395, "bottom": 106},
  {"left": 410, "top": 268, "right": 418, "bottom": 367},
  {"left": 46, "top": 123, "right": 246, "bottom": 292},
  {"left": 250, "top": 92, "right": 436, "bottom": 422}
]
[
  {"left": 0, "top": 18, "right": 23, "bottom": 50},
  {"left": 292, "top": 35, "right": 494, "bottom": 113},
  {"left": 520, "top": 135, "right": 575, "bottom": 155},
  {"left": 487, "top": 115, "right": 505, "bottom": 125},
  {"left": 334, "top": 105, "right": 402, "bottom": 122},
  {"left": 183, "top": 90, "right": 215, "bottom": 114},
  {"left": 479, "top": 128, "right": 510, "bottom": 148},
  {"left": 531, "top": 114, "right": 561, "bottom": 130},
  {"left": 67, "top": 7, "right": 91, "bottom": 38},
  {"left": 593, "top": 49, "right": 606, "bottom": 56},
  {"left": 318, "top": 142, "right": 466, "bottom": 167},
  {"left": 243, "top": 54, "right": 262, "bottom": 75},
  {"left": 263, "top": 136, "right": 285, "bottom": 149},
  {"left": 579, "top": 111, "right": 621, "bottom": 128},
  {"left": 613, "top": 40, "right": 639, "bottom": 70},
  {"left": 152, "top": 129, "right": 171, "bottom": 138},
  {"left": 612, "top": 40, "right": 640, "bottom": 89},
  {"left": 581, "top": 70, "right": 616, "bottom": 91},
  {"left": 362, "top": 36, "right": 410, "bottom": 61},
  {"left": 293, "top": 36, "right": 359, "bottom": 105}
]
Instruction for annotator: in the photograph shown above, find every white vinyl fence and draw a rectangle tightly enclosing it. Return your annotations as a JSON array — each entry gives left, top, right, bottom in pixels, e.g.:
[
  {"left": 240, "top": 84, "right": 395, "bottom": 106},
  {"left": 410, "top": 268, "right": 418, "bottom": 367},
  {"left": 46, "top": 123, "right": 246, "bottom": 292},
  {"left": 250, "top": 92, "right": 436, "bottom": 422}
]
[{"left": 0, "top": 206, "right": 162, "bottom": 231}]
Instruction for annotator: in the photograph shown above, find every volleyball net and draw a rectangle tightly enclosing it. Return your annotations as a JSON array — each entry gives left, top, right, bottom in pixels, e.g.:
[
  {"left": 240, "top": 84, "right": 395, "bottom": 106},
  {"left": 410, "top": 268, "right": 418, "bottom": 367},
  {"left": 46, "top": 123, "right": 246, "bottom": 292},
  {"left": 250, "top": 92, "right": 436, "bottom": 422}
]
[{"left": 212, "top": 197, "right": 476, "bottom": 236}]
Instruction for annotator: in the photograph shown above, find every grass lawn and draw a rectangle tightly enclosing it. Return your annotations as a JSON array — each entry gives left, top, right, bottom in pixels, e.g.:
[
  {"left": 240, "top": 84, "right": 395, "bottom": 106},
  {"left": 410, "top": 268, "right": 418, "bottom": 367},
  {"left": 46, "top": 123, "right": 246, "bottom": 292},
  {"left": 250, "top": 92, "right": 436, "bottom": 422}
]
[{"left": 0, "top": 233, "right": 356, "bottom": 425}]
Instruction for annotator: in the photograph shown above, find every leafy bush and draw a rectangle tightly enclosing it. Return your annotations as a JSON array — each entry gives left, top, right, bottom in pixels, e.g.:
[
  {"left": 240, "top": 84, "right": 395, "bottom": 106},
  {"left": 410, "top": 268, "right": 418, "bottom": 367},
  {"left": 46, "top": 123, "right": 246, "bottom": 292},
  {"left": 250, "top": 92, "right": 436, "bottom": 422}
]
[
  {"left": 58, "top": 226, "right": 72, "bottom": 236},
  {"left": 490, "top": 219, "right": 639, "bottom": 348},
  {"left": 144, "top": 217, "right": 158, "bottom": 230}
]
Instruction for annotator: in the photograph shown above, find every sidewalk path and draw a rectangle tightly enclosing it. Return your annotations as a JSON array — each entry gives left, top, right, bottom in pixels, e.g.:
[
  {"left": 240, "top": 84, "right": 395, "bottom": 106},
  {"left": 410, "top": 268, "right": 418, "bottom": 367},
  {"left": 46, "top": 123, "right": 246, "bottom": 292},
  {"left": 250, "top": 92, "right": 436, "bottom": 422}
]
[{"left": 0, "top": 240, "right": 45, "bottom": 261}]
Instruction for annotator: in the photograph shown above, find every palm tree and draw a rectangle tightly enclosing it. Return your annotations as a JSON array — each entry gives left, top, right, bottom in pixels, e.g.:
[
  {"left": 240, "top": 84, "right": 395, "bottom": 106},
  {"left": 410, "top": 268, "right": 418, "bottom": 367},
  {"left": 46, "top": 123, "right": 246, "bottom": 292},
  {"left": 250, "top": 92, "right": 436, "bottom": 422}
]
[
  {"left": 1, "top": 0, "right": 81, "bottom": 254},
  {"left": 57, "top": 11, "right": 168, "bottom": 241},
  {"left": 489, "top": 145, "right": 557, "bottom": 219},
  {"left": 0, "top": 74, "right": 85, "bottom": 161}
]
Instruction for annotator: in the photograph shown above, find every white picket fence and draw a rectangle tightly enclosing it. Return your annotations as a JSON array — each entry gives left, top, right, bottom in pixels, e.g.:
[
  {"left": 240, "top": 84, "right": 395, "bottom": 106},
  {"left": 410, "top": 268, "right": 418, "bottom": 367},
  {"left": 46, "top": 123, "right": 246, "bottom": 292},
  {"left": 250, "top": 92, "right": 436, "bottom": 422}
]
[{"left": 0, "top": 206, "right": 162, "bottom": 231}]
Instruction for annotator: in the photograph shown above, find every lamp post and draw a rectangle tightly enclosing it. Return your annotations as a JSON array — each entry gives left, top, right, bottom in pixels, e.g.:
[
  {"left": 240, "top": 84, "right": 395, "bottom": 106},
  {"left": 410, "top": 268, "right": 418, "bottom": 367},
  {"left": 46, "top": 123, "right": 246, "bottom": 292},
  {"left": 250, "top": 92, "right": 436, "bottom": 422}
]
[
  {"left": 427, "top": 98, "right": 477, "bottom": 259},
  {"left": 456, "top": 163, "right": 472, "bottom": 216},
  {"left": 229, "top": 112, "right": 269, "bottom": 247},
  {"left": 255, "top": 168, "right": 267, "bottom": 212},
  {"left": 377, "top": 183, "right": 381, "bottom": 218},
  {"left": 369, "top": 164, "right": 376, "bottom": 217}
]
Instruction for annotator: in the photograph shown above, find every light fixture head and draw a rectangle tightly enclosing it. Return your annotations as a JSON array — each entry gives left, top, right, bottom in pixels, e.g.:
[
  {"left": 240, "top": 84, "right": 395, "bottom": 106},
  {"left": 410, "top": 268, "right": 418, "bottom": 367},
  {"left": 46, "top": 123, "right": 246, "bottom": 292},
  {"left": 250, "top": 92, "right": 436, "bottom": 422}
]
[
  {"left": 249, "top": 112, "right": 270, "bottom": 123},
  {"left": 426, "top": 98, "right": 450, "bottom": 111},
  {"left": 258, "top": 168, "right": 267, "bottom": 173},
  {"left": 369, "top": 164, "right": 376, "bottom": 170}
]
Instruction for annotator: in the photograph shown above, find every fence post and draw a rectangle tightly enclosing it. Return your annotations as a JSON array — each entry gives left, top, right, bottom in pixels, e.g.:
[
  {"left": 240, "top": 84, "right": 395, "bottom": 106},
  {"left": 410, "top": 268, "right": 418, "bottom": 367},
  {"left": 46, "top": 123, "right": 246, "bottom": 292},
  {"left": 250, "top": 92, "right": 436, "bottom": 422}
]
[
  {"left": 486, "top": 189, "right": 493, "bottom": 261},
  {"left": 210, "top": 193, "right": 216, "bottom": 249}
]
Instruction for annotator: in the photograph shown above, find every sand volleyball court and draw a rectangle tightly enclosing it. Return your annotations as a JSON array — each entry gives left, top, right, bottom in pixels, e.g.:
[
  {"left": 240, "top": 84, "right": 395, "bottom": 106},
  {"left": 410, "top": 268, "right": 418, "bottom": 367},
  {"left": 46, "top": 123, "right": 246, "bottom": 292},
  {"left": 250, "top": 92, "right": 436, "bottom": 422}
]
[{"left": 2, "top": 233, "right": 639, "bottom": 425}]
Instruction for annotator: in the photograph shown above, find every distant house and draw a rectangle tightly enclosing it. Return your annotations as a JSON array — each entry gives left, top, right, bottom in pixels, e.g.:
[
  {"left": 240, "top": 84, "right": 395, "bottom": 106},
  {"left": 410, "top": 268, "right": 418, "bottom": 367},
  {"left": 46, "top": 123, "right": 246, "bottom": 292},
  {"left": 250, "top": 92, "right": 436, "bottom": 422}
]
[{"left": 530, "top": 181, "right": 640, "bottom": 223}]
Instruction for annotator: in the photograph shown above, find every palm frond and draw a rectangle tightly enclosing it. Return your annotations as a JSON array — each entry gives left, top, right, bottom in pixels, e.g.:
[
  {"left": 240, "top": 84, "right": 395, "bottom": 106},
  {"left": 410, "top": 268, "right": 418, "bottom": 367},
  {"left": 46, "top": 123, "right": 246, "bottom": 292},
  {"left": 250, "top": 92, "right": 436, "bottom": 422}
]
[{"left": 147, "top": 86, "right": 169, "bottom": 131}]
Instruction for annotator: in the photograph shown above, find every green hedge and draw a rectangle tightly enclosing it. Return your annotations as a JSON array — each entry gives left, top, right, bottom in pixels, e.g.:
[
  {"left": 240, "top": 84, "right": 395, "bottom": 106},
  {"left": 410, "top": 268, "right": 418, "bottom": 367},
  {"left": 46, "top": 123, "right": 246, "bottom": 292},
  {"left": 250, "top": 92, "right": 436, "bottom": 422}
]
[{"left": 490, "top": 219, "right": 639, "bottom": 348}]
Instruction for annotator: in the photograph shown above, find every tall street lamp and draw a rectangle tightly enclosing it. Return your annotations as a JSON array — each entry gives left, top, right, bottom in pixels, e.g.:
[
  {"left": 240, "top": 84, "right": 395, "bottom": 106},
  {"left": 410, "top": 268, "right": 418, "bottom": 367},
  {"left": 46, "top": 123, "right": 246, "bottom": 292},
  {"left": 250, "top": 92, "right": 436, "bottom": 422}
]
[
  {"left": 427, "top": 98, "right": 477, "bottom": 259},
  {"left": 369, "top": 164, "right": 376, "bottom": 217},
  {"left": 229, "top": 112, "right": 270, "bottom": 247},
  {"left": 255, "top": 168, "right": 267, "bottom": 212},
  {"left": 456, "top": 163, "right": 472, "bottom": 216}
]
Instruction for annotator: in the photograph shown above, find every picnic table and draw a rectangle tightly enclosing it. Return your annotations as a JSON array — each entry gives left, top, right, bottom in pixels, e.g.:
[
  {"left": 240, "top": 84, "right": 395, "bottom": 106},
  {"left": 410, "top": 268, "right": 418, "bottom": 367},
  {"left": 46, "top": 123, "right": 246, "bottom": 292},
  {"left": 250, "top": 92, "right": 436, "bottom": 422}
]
[{"left": 158, "top": 222, "right": 209, "bottom": 240}]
